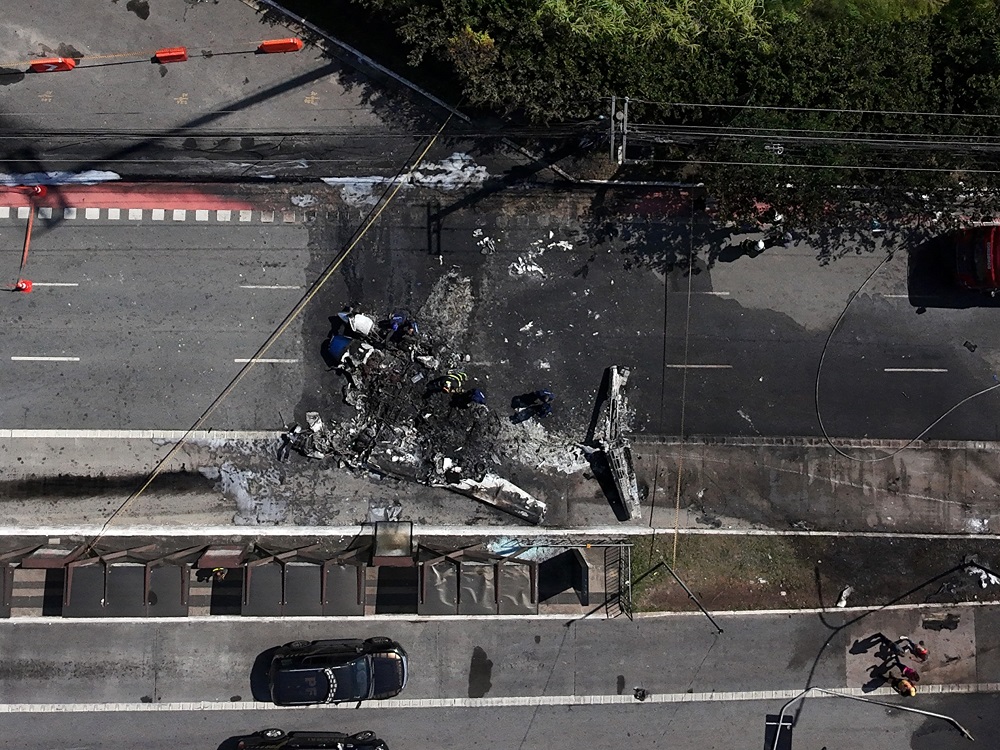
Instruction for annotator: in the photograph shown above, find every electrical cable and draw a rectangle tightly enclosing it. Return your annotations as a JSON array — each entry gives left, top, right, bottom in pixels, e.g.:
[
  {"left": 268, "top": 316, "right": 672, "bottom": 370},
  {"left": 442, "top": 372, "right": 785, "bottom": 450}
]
[
  {"left": 672, "top": 210, "right": 696, "bottom": 566},
  {"left": 626, "top": 98, "right": 1000, "bottom": 122},
  {"left": 638, "top": 156, "right": 1000, "bottom": 175},
  {"left": 815, "top": 244, "right": 1000, "bottom": 462},
  {"left": 82, "top": 113, "right": 454, "bottom": 552}
]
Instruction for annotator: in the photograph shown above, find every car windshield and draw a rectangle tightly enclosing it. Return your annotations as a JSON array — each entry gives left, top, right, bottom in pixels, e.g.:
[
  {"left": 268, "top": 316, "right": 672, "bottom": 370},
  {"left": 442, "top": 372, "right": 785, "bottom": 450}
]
[
  {"left": 370, "top": 654, "right": 405, "bottom": 698},
  {"left": 330, "top": 657, "right": 371, "bottom": 701},
  {"left": 272, "top": 667, "right": 334, "bottom": 704}
]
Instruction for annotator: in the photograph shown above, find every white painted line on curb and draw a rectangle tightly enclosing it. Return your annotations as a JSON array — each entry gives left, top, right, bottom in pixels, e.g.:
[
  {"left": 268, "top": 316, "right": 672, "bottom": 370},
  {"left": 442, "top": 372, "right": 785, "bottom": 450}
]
[
  {"left": 881, "top": 294, "right": 909, "bottom": 298},
  {"left": 233, "top": 359, "right": 298, "bottom": 365},
  {"left": 152, "top": 209, "right": 165, "bottom": 221},
  {"left": 10, "top": 356, "right": 80, "bottom": 362},
  {"left": 17, "top": 206, "right": 30, "bottom": 219},
  {"left": 195, "top": 209, "right": 209, "bottom": 221},
  {"left": 0, "top": 207, "right": 9, "bottom": 218},
  {"left": 665, "top": 364, "right": 732, "bottom": 369},
  {"left": 0, "top": 522, "right": 993, "bottom": 543},
  {"left": 884, "top": 368, "right": 948, "bottom": 373},
  {"left": 239, "top": 210, "right": 252, "bottom": 222},
  {"left": 217, "top": 210, "right": 231, "bottom": 222},
  {"left": 30, "top": 282, "right": 79, "bottom": 287},
  {"left": 2, "top": 682, "right": 998, "bottom": 713},
  {"left": 84, "top": 208, "right": 99, "bottom": 220},
  {"left": 128, "top": 209, "right": 143, "bottom": 221},
  {"left": 63, "top": 207, "right": 77, "bottom": 220},
  {"left": 694, "top": 291, "right": 730, "bottom": 296},
  {"left": 240, "top": 285, "right": 301, "bottom": 290},
  {"left": 37, "top": 207, "right": 52, "bottom": 219},
  {"left": 172, "top": 209, "right": 186, "bottom": 221},
  {"left": 0, "top": 429, "right": 278, "bottom": 440},
  {"left": 107, "top": 208, "right": 121, "bottom": 221}
]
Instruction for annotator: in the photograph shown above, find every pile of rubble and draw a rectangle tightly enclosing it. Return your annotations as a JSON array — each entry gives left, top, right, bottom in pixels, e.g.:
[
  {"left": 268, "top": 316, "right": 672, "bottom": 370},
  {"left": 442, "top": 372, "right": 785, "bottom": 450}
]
[{"left": 282, "top": 273, "right": 566, "bottom": 524}]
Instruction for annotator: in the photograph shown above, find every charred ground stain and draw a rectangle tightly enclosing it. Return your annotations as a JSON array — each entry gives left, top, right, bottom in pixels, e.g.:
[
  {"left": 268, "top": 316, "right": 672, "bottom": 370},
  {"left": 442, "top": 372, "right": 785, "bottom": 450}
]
[
  {"left": 0, "top": 67, "right": 25, "bottom": 85},
  {"left": 126, "top": 0, "right": 150, "bottom": 20},
  {"left": 1, "top": 470, "right": 214, "bottom": 500},
  {"left": 468, "top": 646, "right": 493, "bottom": 698}
]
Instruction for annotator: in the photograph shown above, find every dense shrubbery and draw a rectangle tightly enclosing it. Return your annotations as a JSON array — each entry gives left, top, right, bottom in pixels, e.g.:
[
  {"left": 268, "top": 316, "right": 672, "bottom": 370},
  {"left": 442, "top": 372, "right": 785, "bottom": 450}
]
[{"left": 341, "top": 0, "right": 1000, "bottom": 223}]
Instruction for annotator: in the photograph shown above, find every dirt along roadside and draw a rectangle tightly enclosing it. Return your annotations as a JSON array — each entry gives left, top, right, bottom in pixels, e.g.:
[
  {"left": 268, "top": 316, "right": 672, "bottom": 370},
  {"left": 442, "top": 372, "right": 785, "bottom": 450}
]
[{"left": 631, "top": 531, "right": 1000, "bottom": 613}]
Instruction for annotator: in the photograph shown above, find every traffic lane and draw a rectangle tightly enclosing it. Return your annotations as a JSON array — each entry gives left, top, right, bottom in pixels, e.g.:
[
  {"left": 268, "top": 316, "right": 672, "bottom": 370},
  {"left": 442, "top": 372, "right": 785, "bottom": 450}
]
[
  {"left": 0, "top": 613, "right": 849, "bottom": 704},
  {"left": 3, "top": 695, "right": 995, "bottom": 750},
  {"left": 646, "top": 333, "right": 1000, "bottom": 440},
  {"left": 0, "top": 328, "right": 304, "bottom": 429},
  {"left": 456, "top": 234, "right": 982, "bottom": 440}
]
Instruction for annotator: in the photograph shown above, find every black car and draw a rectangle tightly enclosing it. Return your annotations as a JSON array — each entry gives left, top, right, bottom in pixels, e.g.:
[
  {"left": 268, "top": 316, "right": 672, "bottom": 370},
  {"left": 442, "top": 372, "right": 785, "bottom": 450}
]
[
  {"left": 236, "top": 728, "right": 387, "bottom": 749},
  {"left": 268, "top": 638, "right": 408, "bottom": 706}
]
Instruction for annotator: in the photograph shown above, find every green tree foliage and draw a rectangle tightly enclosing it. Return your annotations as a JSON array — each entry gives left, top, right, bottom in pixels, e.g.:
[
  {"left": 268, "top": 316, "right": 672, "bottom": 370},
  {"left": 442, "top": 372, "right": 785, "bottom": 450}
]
[
  {"left": 534, "top": 0, "right": 769, "bottom": 48},
  {"left": 348, "top": 0, "right": 1000, "bottom": 226}
]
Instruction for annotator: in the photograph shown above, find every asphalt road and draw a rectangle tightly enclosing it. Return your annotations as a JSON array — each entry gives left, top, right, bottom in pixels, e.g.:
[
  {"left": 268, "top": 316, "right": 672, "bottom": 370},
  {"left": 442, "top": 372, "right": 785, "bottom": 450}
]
[
  {"left": 1, "top": 218, "right": 309, "bottom": 429},
  {"left": 0, "top": 0, "right": 531, "bottom": 181},
  {"left": 4, "top": 695, "right": 997, "bottom": 750},
  {"left": 0, "top": 606, "right": 997, "bottom": 749},
  {"left": 5, "top": 187, "right": 1000, "bottom": 441}
]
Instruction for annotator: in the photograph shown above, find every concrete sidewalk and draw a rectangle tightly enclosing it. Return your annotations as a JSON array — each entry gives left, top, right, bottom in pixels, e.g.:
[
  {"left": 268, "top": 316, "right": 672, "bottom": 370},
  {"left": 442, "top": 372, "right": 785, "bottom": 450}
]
[{"left": 635, "top": 436, "right": 1000, "bottom": 535}]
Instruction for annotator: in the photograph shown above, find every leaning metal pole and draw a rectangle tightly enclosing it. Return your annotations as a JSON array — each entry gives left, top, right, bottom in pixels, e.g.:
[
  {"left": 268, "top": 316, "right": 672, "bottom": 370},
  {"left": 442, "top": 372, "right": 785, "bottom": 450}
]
[
  {"left": 658, "top": 561, "right": 723, "bottom": 634},
  {"left": 771, "top": 686, "right": 975, "bottom": 750}
]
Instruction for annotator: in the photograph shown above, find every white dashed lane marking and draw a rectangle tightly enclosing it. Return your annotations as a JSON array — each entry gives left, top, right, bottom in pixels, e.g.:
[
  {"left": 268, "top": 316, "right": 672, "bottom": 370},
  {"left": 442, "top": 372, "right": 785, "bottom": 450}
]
[
  {"left": 665, "top": 364, "right": 733, "bottom": 369},
  {"left": 10, "top": 356, "right": 80, "bottom": 362},
  {"left": 240, "top": 285, "right": 301, "bottom": 290},
  {"left": 29, "top": 282, "right": 78, "bottom": 287},
  {"left": 884, "top": 368, "right": 948, "bottom": 373},
  {"left": 233, "top": 358, "right": 299, "bottom": 364}
]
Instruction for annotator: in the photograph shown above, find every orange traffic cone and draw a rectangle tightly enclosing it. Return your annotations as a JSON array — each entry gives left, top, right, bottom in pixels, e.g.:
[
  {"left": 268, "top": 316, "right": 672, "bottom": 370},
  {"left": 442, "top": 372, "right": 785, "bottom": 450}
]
[{"left": 14, "top": 279, "right": 32, "bottom": 293}]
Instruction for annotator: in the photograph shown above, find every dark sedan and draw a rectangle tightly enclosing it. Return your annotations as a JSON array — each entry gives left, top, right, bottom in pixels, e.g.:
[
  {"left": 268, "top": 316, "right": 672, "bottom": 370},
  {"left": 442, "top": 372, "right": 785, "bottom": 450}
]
[
  {"left": 236, "top": 728, "right": 387, "bottom": 749},
  {"left": 268, "top": 637, "right": 407, "bottom": 706}
]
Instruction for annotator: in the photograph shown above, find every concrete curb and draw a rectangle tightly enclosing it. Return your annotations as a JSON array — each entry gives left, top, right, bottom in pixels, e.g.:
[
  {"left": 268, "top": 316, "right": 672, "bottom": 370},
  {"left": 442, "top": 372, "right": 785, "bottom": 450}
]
[{"left": 629, "top": 434, "right": 1000, "bottom": 451}]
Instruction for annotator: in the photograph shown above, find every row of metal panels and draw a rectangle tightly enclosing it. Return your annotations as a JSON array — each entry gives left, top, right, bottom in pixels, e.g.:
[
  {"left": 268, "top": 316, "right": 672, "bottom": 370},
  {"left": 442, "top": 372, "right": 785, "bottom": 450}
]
[
  {"left": 1, "top": 560, "right": 538, "bottom": 617},
  {"left": 0, "top": 562, "right": 366, "bottom": 619}
]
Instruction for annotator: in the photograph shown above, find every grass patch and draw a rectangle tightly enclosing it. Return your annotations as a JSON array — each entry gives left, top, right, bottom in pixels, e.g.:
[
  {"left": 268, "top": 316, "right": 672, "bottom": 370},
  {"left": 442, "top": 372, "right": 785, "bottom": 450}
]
[{"left": 630, "top": 533, "right": 1000, "bottom": 612}]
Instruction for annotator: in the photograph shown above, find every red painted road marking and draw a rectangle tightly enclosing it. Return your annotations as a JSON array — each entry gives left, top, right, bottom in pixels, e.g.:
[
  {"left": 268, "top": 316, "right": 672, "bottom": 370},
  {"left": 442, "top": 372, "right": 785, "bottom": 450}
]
[{"left": 0, "top": 184, "right": 256, "bottom": 211}]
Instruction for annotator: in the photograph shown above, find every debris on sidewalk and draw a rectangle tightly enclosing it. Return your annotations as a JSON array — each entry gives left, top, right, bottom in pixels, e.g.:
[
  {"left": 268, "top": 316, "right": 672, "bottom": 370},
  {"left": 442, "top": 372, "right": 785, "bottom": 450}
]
[
  {"left": 966, "top": 564, "right": 1000, "bottom": 588},
  {"left": 836, "top": 585, "right": 854, "bottom": 608},
  {"left": 593, "top": 365, "right": 641, "bottom": 520}
]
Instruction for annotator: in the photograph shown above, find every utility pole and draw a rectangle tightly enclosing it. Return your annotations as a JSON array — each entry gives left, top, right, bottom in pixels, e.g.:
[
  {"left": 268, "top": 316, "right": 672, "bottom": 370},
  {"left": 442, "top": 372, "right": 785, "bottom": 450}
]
[{"left": 610, "top": 96, "right": 629, "bottom": 165}]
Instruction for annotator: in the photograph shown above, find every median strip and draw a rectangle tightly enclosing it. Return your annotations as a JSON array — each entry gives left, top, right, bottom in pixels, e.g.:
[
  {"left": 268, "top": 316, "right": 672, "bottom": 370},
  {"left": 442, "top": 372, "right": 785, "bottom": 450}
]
[{"left": 1, "top": 682, "right": 996, "bottom": 713}]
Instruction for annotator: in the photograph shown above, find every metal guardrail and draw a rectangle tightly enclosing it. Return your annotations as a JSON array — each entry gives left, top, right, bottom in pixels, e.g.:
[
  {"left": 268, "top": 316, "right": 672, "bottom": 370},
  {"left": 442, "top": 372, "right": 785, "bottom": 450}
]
[{"left": 604, "top": 544, "right": 633, "bottom": 620}]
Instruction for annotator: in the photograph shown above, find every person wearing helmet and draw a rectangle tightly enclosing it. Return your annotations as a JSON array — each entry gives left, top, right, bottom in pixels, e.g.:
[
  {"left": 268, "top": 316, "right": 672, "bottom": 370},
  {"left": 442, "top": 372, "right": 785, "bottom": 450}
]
[{"left": 893, "top": 677, "right": 917, "bottom": 697}]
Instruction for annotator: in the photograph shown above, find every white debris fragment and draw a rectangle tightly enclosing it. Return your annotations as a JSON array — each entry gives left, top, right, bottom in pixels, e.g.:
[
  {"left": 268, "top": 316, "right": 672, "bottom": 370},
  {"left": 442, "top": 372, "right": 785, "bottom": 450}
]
[
  {"left": 520, "top": 321, "right": 534, "bottom": 332},
  {"left": 509, "top": 254, "right": 545, "bottom": 277},
  {"left": 305, "top": 412, "right": 324, "bottom": 433},
  {"left": 290, "top": 194, "right": 318, "bottom": 207},
  {"left": 757, "top": 577, "right": 768, "bottom": 584},
  {"left": 836, "top": 585, "right": 854, "bottom": 608},
  {"left": 538, "top": 360, "right": 551, "bottom": 370},
  {"left": 968, "top": 565, "right": 1000, "bottom": 588},
  {"left": 0, "top": 170, "right": 121, "bottom": 185}
]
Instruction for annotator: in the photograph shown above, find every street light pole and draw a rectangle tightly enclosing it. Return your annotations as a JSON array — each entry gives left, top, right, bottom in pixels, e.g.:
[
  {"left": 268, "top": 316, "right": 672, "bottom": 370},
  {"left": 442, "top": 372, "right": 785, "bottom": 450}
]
[{"left": 771, "top": 686, "right": 975, "bottom": 750}]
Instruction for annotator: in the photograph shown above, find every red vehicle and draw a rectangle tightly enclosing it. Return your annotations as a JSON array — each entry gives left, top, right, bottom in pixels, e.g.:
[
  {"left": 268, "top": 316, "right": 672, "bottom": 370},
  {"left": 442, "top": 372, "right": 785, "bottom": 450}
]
[{"left": 956, "top": 225, "right": 1000, "bottom": 292}]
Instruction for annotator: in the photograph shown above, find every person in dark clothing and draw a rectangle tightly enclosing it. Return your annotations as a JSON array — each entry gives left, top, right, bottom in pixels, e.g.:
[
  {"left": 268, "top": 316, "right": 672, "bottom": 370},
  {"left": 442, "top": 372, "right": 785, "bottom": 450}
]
[{"left": 510, "top": 389, "right": 554, "bottom": 422}]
